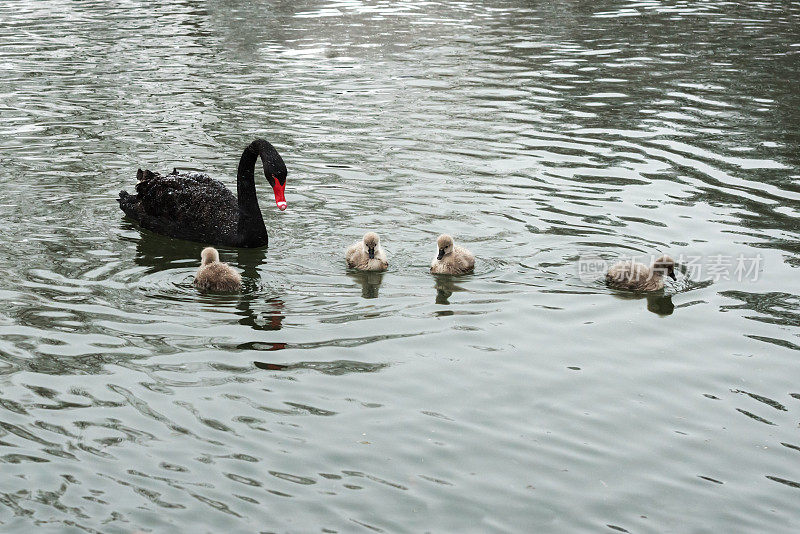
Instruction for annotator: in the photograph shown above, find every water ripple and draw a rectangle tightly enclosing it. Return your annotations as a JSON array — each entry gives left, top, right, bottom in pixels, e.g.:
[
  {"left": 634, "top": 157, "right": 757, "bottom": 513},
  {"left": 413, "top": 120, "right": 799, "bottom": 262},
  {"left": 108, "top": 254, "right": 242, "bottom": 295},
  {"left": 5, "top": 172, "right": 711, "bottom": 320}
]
[{"left": 0, "top": 0, "right": 798, "bottom": 532}]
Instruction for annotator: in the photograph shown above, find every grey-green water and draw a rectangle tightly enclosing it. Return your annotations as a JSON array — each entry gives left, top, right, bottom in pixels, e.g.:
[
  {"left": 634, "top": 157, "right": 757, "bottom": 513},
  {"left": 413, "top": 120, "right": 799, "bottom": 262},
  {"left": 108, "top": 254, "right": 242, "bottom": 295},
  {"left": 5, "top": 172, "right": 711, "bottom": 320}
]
[{"left": 1, "top": 1, "right": 799, "bottom": 532}]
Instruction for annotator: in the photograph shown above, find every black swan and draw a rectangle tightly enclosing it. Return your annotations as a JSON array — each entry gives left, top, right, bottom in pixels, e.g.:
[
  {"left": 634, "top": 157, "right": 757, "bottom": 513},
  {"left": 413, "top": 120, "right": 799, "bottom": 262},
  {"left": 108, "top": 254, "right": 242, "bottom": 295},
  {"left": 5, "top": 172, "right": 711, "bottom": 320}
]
[{"left": 118, "top": 139, "right": 287, "bottom": 248}]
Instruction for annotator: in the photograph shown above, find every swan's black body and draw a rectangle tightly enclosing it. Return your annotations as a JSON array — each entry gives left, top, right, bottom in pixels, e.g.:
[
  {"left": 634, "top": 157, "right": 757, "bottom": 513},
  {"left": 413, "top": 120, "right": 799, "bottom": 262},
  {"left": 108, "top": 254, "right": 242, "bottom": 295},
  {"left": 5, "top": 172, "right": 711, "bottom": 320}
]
[{"left": 118, "top": 139, "right": 286, "bottom": 248}]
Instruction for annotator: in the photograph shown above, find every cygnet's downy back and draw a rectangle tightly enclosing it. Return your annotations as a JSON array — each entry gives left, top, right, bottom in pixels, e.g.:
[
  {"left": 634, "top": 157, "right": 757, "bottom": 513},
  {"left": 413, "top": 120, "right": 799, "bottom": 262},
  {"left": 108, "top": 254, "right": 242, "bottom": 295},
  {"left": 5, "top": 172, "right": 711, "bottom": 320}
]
[
  {"left": 606, "top": 254, "right": 676, "bottom": 291},
  {"left": 194, "top": 247, "right": 242, "bottom": 292}
]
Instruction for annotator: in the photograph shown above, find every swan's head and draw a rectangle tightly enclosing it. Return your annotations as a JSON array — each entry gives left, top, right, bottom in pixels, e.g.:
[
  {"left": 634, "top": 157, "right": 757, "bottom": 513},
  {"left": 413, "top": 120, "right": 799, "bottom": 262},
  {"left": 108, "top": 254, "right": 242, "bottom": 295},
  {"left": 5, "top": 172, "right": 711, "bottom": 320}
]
[
  {"left": 653, "top": 255, "right": 676, "bottom": 280},
  {"left": 436, "top": 234, "right": 454, "bottom": 260},
  {"left": 251, "top": 139, "right": 288, "bottom": 211},
  {"left": 271, "top": 174, "right": 287, "bottom": 211},
  {"left": 363, "top": 232, "right": 380, "bottom": 259},
  {"left": 201, "top": 247, "right": 220, "bottom": 265}
]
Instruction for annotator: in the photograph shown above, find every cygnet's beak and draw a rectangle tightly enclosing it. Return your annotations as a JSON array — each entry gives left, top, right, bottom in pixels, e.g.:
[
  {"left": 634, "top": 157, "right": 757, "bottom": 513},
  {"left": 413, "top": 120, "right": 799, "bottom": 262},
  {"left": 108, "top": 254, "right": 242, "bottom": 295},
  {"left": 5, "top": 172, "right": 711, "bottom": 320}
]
[
  {"left": 669, "top": 270, "right": 677, "bottom": 281},
  {"left": 368, "top": 248, "right": 375, "bottom": 259},
  {"left": 272, "top": 177, "right": 287, "bottom": 211},
  {"left": 437, "top": 248, "right": 445, "bottom": 260}
]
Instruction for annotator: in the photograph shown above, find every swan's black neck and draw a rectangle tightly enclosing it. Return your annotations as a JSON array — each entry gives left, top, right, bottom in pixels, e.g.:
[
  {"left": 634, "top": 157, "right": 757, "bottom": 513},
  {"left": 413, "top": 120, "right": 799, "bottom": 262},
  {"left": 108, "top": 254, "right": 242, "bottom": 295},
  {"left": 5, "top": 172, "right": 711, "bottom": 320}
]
[{"left": 236, "top": 139, "right": 283, "bottom": 247}]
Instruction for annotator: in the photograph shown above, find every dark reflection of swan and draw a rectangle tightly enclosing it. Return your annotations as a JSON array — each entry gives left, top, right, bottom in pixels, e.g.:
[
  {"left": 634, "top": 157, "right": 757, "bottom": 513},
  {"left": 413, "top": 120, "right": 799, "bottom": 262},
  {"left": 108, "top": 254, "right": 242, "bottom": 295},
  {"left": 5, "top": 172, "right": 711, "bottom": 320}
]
[
  {"left": 235, "top": 295, "right": 286, "bottom": 348},
  {"left": 611, "top": 290, "right": 675, "bottom": 316},
  {"left": 433, "top": 275, "right": 466, "bottom": 305},
  {"left": 133, "top": 231, "right": 270, "bottom": 281},
  {"left": 231, "top": 246, "right": 286, "bottom": 349},
  {"left": 348, "top": 270, "right": 385, "bottom": 299},
  {"left": 253, "top": 360, "right": 389, "bottom": 375},
  {"left": 234, "top": 246, "right": 268, "bottom": 284},
  {"left": 131, "top": 228, "right": 201, "bottom": 274},
  {"left": 132, "top": 236, "right": 289, "bottom": 349}
]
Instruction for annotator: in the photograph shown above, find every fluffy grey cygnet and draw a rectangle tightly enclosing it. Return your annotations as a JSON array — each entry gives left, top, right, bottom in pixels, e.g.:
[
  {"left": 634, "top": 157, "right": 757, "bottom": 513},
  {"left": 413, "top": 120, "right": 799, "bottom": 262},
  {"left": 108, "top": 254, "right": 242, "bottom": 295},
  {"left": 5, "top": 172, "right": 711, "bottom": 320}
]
[
  {"left": 430, "top": 234, "right": 474, "bottom": 275},
  {"left": 346, "top": 232, "right": 388, "bottom": 271},
  {"left": 193, "top": 247, "right": 242, "bottom": 292},
  {"left": 605, "top": 255, "right": 676, "bottom": 291}
]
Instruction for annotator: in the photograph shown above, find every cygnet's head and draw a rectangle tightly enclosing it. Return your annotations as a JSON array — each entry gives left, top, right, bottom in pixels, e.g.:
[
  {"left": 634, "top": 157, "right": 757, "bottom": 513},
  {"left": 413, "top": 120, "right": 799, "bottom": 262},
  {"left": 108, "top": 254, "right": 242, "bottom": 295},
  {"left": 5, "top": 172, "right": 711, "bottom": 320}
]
[
  {"left": 362, "top": 232, "right": 380, "bottom": 259},
  {"left": 436, "top": 234, "right": 454, "bottom": 260},
  {"left": 201, "top": 247, "right": 220, "bottom": 265},
  {"left": 653, "top": 255, "right": 676, "bottom": 280}
]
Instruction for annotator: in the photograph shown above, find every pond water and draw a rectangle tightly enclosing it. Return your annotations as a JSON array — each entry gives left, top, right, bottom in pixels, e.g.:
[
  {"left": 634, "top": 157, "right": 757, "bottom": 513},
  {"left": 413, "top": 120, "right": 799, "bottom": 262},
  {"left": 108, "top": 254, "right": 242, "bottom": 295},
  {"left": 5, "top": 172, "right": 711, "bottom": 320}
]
[{"left": 1, "top": 0, "right": 799, "bottom": 532}]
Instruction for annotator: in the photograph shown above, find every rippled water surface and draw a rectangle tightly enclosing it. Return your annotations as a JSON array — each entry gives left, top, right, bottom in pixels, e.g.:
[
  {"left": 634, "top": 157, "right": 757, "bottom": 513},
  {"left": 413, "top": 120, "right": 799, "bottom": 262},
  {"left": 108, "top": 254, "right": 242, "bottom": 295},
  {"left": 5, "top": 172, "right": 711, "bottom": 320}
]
[{"left": 1, "top": 1, "right": 799, "bottom": 532}]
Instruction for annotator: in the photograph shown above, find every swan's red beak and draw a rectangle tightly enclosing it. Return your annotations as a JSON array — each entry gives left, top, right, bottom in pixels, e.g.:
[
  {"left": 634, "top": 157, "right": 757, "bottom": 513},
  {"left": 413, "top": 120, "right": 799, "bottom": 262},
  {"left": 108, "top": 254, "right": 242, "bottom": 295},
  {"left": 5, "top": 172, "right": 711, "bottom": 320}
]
[{"left": 273, "top": 179, "right": 287, "bottom": 211}]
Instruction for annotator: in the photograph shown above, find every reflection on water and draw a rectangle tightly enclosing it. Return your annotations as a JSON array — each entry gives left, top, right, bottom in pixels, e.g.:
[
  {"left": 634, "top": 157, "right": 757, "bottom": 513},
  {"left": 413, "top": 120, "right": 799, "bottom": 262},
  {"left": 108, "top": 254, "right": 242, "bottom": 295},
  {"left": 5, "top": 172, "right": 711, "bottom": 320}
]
[
  {"left": 133, "top": 227, "right": 204, "bottom": 274},
  {"left": 610, "top": 290, "right": 676, "bottom": 316},
  {"left": 348, "top": 270, "right": 385, "bottom": 299},
  {"left": 433, "top": 275, "right": 467, "bottom": 305},
  {"left": 646, "top": 294, "right": 675, "bottom": 316},
  {"left": 254, "top": 360, "right": 389, "bottom": 376},
  {"left": 0, "top": 0, "right": 799, "bottom": 532},
  {"left": 236, "top": 295, "right": 285, "bottom": 334}
]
